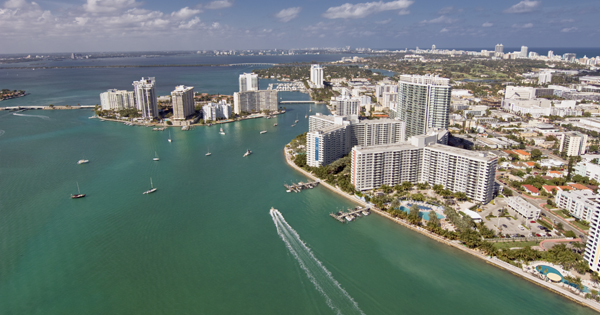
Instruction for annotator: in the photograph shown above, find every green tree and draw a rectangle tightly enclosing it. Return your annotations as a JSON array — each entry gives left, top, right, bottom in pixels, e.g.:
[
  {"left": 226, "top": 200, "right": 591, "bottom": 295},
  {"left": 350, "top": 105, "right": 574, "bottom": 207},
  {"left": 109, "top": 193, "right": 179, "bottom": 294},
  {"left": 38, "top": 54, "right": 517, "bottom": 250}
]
[
  {"left": 531, "top": 149, "right": 543, "bottom": 160},
  {"left": 503, "top": 189, "right": 513, "bottom": 196},
  {"left": 428, "top": 210, "right": 439, "bottom": 227}
]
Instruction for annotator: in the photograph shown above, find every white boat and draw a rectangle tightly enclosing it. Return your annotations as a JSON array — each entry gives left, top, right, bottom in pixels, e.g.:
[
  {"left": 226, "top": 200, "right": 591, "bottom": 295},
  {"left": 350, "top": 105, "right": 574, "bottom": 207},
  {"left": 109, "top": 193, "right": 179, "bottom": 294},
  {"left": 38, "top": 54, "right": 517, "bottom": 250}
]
[
  {"left": 345, "top": 215, "right": 354, "bottom": 222},
  {"left": 206, "top": 147, "right": 211, "bottom": 156},
  {"left": 71, "top": 182, "right": 86, "bottom": 199},
  {"left": 168, "top": 130, "right": 172, "bottom": 142},
  {"left": 291, "top": 124, "right": 296, "bottom": 127},
  {"left": 219, "top": 127, "right": 225, "bottom": 135},
  {"left": 260, "top": 130, "right": 267, "bottom": 134},
  {"left": 362, "top": 210, "right": 370, "bottom": 216},
  {"left": 153, "top": 151, "right": 160, "bottom": 161},
  {"left": 243, "top": 149, "right": 252, "bottom": 157},
  {"left": 77, "top": 159, "right": 89, "bottom": 164},
  {"left": 143, "top": 178, "right": 157, "bottom": 194},
  {"left": 273, "top": 123, "right": 278, "bottom": 126}
]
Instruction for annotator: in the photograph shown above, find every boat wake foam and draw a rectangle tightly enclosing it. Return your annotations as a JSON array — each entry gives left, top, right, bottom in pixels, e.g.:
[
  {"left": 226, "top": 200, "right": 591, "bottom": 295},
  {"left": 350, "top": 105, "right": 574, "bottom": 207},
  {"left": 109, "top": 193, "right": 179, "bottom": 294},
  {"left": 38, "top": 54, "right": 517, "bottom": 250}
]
[
  {"left": 12, "top": 112, "right": 50, "bottom": 120},
  {"left": 270, "top": 208, "right": 365, "bottom": 315},
  {"left": 0, "top": 130, "right": 4, "bottom": 137}
]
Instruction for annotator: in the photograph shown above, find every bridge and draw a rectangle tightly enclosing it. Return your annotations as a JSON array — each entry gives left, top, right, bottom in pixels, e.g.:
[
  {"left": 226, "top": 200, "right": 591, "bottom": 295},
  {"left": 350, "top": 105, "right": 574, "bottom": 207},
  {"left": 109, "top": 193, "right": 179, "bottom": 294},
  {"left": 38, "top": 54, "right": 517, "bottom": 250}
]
[
  {"left": 229, "top": 63, "right": 278, "bottom": 66},
  {"left": 279, "top": 101, "right": 324, "bottom": 104},
  {"left": 0, "top": 105, "right": 96, "bottom": 110}
]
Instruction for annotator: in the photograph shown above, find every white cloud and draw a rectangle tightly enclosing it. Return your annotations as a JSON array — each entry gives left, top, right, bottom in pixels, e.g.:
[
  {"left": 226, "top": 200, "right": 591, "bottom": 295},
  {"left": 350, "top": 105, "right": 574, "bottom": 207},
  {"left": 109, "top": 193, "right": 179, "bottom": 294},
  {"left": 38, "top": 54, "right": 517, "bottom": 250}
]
[
  {"left": 205, "top": 0, "right": 232, "bottom": 10},
  {"left": 322, "top": 0, "right": 413, "bottom": 19},
  {"left": 171, "top": 7, "right": 202, "bottom": 19},
  {"left": 83, "top": 0, "right": 139, "bottom": 14},
  {"left": 504, "top": 0, "right": 541, "bottom": 14},
  {"left": 274, "top": 7, "right": 301, "bottom": 23},
  {"left": 482, "top": 22, "right": 493, "bottom": 27},
  {"left": 178, "top": 16, "right": 201, "bottom": 29},
  {"left": 440, "top": 28, "right": 449, "bottom": 33},
  {"left": 437, "top": 6, "right": 463, "bottom": 15},
  {"left": 561, "top": 27, "right": 577, "bottom": 33},
  {"left": 512, "top": 22, "right": 533, "bottom": 28},
  {"left": 420, "top": 15, "right": 457, "bottom": 24},
  {"left": 375, "top": 18, "right": 391, "bottom": 24}
]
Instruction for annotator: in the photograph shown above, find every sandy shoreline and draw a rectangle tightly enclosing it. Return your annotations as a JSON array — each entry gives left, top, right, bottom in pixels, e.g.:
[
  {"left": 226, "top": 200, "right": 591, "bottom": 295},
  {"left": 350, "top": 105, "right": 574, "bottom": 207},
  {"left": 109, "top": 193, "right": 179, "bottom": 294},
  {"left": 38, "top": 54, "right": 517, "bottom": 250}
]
[{"left": 283, "top": 148, "right": 600, "bottom": 313}]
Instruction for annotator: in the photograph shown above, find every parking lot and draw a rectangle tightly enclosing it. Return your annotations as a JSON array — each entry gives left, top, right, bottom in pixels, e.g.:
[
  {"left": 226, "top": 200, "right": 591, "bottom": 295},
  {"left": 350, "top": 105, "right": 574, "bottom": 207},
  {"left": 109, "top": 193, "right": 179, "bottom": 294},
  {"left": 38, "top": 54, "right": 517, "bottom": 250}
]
[{"left": 479, "top": 198, "right": 559, "bottom": 238}]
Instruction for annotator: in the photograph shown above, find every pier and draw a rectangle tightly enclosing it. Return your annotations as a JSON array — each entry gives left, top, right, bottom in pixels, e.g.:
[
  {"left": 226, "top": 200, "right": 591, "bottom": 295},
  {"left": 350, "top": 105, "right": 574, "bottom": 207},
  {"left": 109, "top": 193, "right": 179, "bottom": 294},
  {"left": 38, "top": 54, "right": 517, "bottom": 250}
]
[
  {"left": 330, "top": 207, "right": 371, "bottom": 223},
  {"left": 284, "top": 180, "right": 319, "bottom": 193}
]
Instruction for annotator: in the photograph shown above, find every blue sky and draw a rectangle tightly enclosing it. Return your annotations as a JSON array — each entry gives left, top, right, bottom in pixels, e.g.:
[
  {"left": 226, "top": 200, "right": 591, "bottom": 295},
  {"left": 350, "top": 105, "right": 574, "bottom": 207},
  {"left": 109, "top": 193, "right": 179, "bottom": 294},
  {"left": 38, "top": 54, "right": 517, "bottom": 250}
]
[{"left": 0, "top": 0, "right": 598, "bottom": 53}]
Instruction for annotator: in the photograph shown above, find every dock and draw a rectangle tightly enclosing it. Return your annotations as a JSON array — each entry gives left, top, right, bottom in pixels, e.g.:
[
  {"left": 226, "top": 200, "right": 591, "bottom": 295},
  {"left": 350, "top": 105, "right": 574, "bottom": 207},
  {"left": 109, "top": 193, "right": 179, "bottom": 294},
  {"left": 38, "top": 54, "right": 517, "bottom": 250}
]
[
  {"left": 284, "top": 180, "right": 319, "bottom": 193},
  {"left": 330, "top": 207, "right": 371, "bottom": 223}
]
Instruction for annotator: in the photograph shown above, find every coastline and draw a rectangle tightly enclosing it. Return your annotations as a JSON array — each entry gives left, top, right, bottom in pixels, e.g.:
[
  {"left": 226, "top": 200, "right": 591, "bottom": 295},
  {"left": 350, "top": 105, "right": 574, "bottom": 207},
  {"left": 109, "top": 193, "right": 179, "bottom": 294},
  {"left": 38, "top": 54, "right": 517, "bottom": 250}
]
[{"left": 283, "top": 147, "right": 600, "bottom": 313}]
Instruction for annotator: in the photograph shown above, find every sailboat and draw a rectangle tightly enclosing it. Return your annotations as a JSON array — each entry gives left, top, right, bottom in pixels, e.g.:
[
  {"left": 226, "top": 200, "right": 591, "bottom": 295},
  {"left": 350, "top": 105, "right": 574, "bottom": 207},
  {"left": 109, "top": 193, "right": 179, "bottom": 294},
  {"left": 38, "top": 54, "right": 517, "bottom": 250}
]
[
  {"left": 206, "top": 147, "right": 212, "bottom": 156},
  {"left": 168, "top": 130, "right": 172, "bottom": 143},
  {"left": 71, "top": 182, "right": 86, "bottom": 199},
  {"left": 153, "top": 151, "right": 160, "bottom": 161},
  {"left": 294, "top": 114, "right": 299, "bottom": 123},
  {"left": 143, "top": 178, "right": 157, "bottom": 194},
  {"left": 219, "top": 127, "right": 225, "bottom": 135}
]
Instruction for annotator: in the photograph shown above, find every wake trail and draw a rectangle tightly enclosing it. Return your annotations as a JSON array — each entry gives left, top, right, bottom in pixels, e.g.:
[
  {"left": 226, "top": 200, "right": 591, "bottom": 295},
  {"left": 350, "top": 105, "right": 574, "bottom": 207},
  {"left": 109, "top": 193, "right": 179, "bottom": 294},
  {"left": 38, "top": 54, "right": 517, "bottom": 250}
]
[
  {"left": 0, "top": 130, "right": 4, "bottom": 137},
  {"left": 270, "top": 208, "right": 365, "bottom": 315},
  {"left": 12, "top": 112, "right": 51, "bottom": 120}
]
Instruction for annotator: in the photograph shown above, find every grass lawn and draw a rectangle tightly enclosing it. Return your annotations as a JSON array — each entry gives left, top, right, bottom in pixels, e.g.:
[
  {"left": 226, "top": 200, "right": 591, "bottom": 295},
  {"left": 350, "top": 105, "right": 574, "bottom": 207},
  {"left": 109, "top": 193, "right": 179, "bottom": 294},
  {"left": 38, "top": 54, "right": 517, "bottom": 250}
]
[
  {"left": 553, "top": 210, "right": 571, "bottom": 219},
  {"left": 570, "top": 220, "right": 590, "bottom": 231},
  {"left": 493, "top": 241, "right": 540, "bottom": 250}
]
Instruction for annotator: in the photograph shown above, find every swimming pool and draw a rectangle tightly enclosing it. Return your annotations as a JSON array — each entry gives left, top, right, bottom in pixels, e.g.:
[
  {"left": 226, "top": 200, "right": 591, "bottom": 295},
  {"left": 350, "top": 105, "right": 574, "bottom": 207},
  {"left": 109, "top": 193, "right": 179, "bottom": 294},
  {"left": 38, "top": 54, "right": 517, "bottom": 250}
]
[
  {"left": 399, "top": 205, "right": 445, "bottom": 220},
  {"left": 536, "top": 265, "right": 590, "bottom": 293}
]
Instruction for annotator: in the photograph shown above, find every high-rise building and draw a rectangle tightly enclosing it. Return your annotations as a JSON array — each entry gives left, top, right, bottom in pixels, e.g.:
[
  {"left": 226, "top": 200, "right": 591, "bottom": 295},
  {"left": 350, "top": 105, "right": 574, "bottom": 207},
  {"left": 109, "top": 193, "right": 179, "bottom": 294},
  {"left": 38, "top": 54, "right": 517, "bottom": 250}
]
[
  {"left": 233, "top": 90, "right": 278, "bottom": 114},
  {"left": 351, "top": 142, "right": 497, "bottom": 203},
  {"left": 306, "top": 117, "right": 407, "bottom": 167},
  {"left": 239, "top": 73, "right": 259, "bottom": 92},
  {"left": 310, "top": 64, "right": 324, "bottom": 89},
  {"left": 395, "top": 74, "right": 451, "bottom": 139},
  {"left": 548, "top": 50, "right": 554, "bottom": 59},
  {"left": 584, "top": 197, "right": 600, "bottom": 272},
  {"left": 559, "top": 132, "right": 588, "bottom": 156},
  {"left": 538, "top": 71, "right": 553, "bottom": 85},
  {"left": 375, "top": 83, "right": 398, "bottom": 106},
  {"left": 520, "top": 46, "right": 528, "bottom": 58},
  {"left": 132, "top": 77, "right": 158, "bottom": 120},
  {"left": 495, "top": 44, "right": 504, "bottom": 54},
  {"left": 171, "top": 85, "right": 195, "bottom": 120},
  {"left": 99, "top": 89, "right": 135, "bottom": 111}
]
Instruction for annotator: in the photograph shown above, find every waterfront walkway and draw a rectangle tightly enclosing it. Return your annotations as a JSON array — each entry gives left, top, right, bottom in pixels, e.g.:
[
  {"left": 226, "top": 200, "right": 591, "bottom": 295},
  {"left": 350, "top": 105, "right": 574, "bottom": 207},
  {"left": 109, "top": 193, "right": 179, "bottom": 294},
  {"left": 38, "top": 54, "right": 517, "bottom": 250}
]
[{"left": 283, "top": 148, "right": 600, "bottom": 312}]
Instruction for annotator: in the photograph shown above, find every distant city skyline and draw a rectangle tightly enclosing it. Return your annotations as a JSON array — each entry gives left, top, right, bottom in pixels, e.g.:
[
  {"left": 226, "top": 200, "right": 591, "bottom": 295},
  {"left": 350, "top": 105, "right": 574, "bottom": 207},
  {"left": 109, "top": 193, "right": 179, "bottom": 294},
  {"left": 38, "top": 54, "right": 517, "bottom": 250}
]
[{"left": 0, "top": 0, "right": 598, "bottom": 54}]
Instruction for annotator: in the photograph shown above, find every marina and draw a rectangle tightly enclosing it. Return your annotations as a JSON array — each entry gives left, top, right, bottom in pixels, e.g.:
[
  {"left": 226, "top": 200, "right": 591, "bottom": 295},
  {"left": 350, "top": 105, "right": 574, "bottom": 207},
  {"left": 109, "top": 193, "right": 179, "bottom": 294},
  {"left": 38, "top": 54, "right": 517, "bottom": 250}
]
[
  {"left": 329, "top": 207, "right": 371, "bottom": 223},
  {"left": 284, "top": 180, "right": 319, "bottom": 193}
]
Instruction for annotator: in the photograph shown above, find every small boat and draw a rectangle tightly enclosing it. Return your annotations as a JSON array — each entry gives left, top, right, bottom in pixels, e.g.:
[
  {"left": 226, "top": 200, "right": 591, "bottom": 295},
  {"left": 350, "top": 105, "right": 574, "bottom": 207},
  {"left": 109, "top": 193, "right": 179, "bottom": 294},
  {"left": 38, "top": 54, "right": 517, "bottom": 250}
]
[
  {"left": 362, "top": 210, "right": 370, "bottom": 216},
  {"left": 345, "top": 215, "right": 354, "bottom": 222},
  {"left": 273, "top": 123, "right": 278, "bottom": 126},
  {"left": 206, "top": 147, "right": 211, "bottom": 156},
  {"left": 219, "top": 127, "right": 225, "bottom": 135},
  {"left": 168, "top": 130, "right": 172, "bottom": 143},
  {"left": 153, "top": 151, "right": 160, "bottom": 161},
  {"left": 291, "top": 124, "right": 296, "bottom": 127},
  {"left": 71, "top": 182, "right": 86, "bottom": 199},
  {"left": 77, "top": 159, "right": 89, "bottom": 164},
  {"left": 305, "top": 115, "right": 307, "bottom": 118},
  {"left": 260, "top": 130, "right": 267, "bottom": 134},
  {"left": 143, "top": 178, "right": 157, "bottom": 194},
  {"left": 243, "top": 149, "right": 252, "bottom": 157}
]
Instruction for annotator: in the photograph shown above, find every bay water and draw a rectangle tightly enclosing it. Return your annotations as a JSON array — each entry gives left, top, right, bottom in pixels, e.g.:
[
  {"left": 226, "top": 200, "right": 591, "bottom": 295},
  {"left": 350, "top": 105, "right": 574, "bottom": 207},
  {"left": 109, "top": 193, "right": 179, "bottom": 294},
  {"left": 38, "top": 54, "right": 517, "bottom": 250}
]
[{"left": 0, "top": 56, "right": 597, "bottom": 314}]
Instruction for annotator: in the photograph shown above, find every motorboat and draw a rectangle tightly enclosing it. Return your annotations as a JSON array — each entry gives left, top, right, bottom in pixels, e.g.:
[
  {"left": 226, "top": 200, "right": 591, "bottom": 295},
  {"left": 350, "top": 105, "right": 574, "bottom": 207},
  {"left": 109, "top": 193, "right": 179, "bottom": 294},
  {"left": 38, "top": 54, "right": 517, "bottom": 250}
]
[
  {"left": 77, "top": 159, "right": 89, "bottom": 164},
  {"left": 260, "top": 130, "right": 267, "bottom": 134},
  {"left": 243, "top": 149, "right": 252, "bottom": 157}
]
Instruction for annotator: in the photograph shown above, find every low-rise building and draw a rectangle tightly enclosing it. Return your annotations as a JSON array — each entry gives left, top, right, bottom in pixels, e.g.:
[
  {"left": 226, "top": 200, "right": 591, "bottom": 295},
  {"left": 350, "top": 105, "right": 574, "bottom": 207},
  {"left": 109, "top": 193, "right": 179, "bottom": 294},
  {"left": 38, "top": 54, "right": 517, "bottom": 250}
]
[
  {"left": 522, "top": 184, "right": 539, "bottom": 196},
  {"left": 575, "top": 162, "right": 600, "bottom": 182},
  {"left": 555, "top": 189, "right": 598, "bottom": 221},
  {"left": 506, "top": 196, "right": 541, "bottom": 220}
]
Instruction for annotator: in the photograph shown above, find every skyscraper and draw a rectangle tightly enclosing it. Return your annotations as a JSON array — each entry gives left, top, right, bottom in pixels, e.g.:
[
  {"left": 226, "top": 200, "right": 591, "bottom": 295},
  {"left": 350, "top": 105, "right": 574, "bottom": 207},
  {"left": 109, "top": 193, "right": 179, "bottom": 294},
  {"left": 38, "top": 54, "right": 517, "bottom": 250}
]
[
  {"left": 132, "top": 77, "right": 158, "bottom": 120},
  {"left": 171, "top": 85, "right": 195, "bottom": 120},
  {"left": 395, "top": 75, "right": 451, "bottom": 139},
  {"left": 239, "top": 73, "right": 259, "bottom": 92},
  {"left": 495, "top": 44, "right": 504, "bottom": 54},
  {"left": 584, "top": 197, "right": 600, "bottom": 272},
  {"left": 310, "top": 64, "right": 324, "bottom": 89},
  {"left": 520, "top": 46, "right": 528, "bottom": 58}
]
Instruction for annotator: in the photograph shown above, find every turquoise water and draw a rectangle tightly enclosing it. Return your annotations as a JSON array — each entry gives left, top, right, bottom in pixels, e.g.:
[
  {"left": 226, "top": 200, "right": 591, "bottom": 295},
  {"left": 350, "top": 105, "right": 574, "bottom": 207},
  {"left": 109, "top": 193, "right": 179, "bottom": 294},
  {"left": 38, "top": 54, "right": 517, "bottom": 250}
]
[
  {"left": 399, "top": 205, "right": 445, "bottom": 221},
  {"left": 0, "top": 56, "right": 597, "bottom": 314},
  {"left": 537, "top": 265, "right": 590, "bottom": 293}
]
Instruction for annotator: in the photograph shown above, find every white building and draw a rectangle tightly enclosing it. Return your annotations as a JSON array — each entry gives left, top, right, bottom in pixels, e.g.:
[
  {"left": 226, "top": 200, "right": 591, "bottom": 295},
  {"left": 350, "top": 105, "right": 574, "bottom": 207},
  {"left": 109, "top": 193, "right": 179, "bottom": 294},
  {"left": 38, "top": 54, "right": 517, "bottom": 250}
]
[
  {"left": 520, "top": 46, "right": 528, "bottom": 59},
  {"left": 310, "top": 64, "right": 324, "bottom": 89},
  {"left": 202, "top": 100, "right": 231, "bottom": 121},
  {"left": 233, "top": 90, "right": 278, "bottom": 114},
  {"left": 555, "top": 189, "right": 598, "bottom": 222},
  {"left": 575, "top": 162, "right": 600, "bottom": 182},
  {"left": 559, "top": 132, "right": 588, "bottom": 156},
  {"left": 506, "top": 196, "right": 541, "bottom": 220},
  {"left": 306, "top": 118, "right": 406, "bottom": 167},
  {"left": 332, "top": 88, "right": 360, "bottom": 116},
  {"left": 395, "top": 74, "right": 451, "bottom": 139},
  {"left": 171, "top": 85, "right": 195, "bottom": 120},
  {"left": 132, "top": 77, "right": 158, "bottom": 120},
  {"left": 99, "top": 89, "right": 135, "bottom": 111},
  {"left": 375, "top": 83, "right": 398, "bottom": 106},
  {"left": 239, "top": 73, "right": 259, "bottom": 92},
  {"left": 585, "top": 198, "right": 600, "bottom": 272},
  {"left": 351, "top": 141, "right": 497, "bottom": 203},
  {"left": 539, "top": 71, "right": 553, "bottom": 85}
]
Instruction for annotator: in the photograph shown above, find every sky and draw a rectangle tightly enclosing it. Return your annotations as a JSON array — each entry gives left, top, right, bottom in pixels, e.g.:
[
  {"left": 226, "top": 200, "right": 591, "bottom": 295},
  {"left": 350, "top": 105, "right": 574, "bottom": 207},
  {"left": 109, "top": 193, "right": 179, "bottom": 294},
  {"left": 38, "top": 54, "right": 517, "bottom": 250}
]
[{"left": 0, "top": 0, "right": 598, "bottom": 54}]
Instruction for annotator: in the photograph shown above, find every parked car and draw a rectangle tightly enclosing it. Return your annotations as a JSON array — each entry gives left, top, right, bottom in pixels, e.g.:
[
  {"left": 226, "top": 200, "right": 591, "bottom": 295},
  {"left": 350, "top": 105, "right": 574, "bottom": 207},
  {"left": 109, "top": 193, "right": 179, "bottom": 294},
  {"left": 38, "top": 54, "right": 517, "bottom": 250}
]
[
  {"left": 530, "top": 221, "right": 536, "bottom": 223},
  {"left": 536, "top": 234, "right": 541, "bottom": 237}
]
